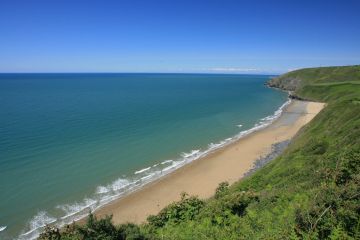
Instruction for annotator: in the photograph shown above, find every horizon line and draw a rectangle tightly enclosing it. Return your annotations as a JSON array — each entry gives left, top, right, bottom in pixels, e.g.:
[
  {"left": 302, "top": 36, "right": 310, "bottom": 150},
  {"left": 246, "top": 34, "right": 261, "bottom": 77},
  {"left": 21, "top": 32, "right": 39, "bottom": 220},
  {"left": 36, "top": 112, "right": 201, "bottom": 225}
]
[{"left": 0, "top": 71, "right": 282, "bottom": 75}]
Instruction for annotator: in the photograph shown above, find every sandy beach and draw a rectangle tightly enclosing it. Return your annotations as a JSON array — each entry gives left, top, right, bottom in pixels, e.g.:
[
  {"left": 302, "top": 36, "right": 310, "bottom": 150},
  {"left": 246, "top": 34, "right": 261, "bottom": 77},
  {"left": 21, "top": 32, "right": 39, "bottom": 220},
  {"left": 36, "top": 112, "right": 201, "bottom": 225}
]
[{"left": 94, "top": 100, "right": 325, "bottom": 225}]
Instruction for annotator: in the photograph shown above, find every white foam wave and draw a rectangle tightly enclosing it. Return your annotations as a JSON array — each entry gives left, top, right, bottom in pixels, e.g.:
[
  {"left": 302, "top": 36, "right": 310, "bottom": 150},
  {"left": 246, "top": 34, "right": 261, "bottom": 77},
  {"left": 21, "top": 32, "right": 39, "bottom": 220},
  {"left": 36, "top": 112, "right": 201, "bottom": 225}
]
[
  {"left": 140, "top": 172, "right": 157, "bottom": 181},
  {"left": 161, "top": 160, "right": 182, "bottom": 172},
  {"left": 57, "top": 198, "right": 97, "bottom": 219},
  {"left": 161, "top": 159, "right": 173, "bottom": 165},
  {"left": 111, "top": 178, "right": 131, "bottom": 191},
  {"left": 135, "top": 167, "right": 151, "bottom": 174},
  {"left": 96, "top": 186, "right": 109, "bottom": 194},
  {"left": 19, "top": 211, "right": 57, "bottom": 239},
  {"left": 181, "top": 149, "right": 200, "bottom": 158},
  {"left": 237, "top": 124, "right": 243, "bottom": 128},
  {"left": 0, "top": 226, "right": 6, "bottom": 232},
  {"left": 17, "top": 99, "right": 291, "bottom": 240}
]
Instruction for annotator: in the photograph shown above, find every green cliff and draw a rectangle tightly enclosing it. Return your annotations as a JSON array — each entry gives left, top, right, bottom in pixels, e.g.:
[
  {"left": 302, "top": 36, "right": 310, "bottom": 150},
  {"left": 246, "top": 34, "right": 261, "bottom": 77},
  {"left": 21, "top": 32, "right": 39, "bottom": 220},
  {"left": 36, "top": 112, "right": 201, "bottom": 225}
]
[{"left": 267, "top": 65, "right": 360, "bottom": 91}]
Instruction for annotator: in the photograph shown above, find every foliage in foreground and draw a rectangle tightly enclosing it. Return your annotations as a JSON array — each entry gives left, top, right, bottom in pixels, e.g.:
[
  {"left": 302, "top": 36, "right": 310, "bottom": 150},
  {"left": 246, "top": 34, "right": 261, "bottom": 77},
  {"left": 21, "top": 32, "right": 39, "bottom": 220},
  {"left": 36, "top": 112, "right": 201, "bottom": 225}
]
[
  {"left": 39, "top": 214, "right": 146, "bottom": 240},
  {"left": 40, "top": 66, "right": 360, "bottom": 239}
]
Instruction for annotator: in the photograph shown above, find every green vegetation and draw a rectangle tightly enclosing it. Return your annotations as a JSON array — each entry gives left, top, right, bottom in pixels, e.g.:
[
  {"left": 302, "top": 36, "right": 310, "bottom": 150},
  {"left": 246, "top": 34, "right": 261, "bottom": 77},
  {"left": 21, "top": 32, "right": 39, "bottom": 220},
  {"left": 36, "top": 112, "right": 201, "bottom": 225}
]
[
  {"left": 268, "top": 65, "right": 360, "bottom": 91},
  {"left": 39, "top": 214, "right": 145, "bottom": 240},
  {"left": 40, "top": 65, "right": 360, "bottom": 239}
]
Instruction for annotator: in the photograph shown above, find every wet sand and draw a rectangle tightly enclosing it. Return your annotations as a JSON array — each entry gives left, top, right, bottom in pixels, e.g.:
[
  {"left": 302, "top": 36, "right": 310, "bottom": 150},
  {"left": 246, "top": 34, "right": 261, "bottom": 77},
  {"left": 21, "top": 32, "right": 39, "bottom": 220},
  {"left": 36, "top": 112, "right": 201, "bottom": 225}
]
[{"left": 94, "top": 100, "right": 325, "bottom": 224}]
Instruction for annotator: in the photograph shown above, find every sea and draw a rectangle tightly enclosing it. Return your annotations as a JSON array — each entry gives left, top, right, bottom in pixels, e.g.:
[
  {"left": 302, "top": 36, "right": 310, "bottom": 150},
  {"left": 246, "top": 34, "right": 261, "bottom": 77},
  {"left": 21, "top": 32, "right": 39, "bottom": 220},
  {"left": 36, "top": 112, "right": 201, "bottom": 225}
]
[{"left": 0, "top": 73, "right": 288, "bottom": 239}]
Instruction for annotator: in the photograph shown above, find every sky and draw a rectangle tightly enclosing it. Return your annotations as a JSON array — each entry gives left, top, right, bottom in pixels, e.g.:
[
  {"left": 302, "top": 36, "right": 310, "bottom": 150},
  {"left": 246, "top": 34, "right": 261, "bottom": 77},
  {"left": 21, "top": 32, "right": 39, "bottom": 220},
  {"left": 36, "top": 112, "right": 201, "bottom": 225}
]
[{"left": 0, "top": 0, "right": 359, "bottom": 74}]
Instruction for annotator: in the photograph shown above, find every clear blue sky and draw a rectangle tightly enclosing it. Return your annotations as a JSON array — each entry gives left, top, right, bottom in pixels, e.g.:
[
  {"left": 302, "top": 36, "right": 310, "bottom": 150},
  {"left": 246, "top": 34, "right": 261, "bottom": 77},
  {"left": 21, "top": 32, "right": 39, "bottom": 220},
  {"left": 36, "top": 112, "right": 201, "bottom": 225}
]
[{"left": 0, "top": 0, "right": 359, "bottom": 73}]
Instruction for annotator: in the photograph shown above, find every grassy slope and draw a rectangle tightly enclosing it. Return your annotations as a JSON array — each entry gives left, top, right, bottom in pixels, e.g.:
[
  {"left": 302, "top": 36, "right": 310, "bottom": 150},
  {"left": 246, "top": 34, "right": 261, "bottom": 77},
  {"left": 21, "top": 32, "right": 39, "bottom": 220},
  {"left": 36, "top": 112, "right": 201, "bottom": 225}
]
[
  {"left": 267, "top": 65, "right": 360, "bottom": 91},
  {"left": 40, "top": 66, "right": 360, "bottom": 240}
]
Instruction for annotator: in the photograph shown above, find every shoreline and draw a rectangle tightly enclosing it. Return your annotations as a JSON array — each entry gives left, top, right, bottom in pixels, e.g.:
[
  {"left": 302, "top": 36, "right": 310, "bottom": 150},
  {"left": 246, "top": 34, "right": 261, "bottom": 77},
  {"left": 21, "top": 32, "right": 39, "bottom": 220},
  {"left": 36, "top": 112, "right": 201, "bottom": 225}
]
[
  {"left": 18, "top": 97, "right": 295, "bottom": 240},
  {"left": 92, "top": 100, "right": 325, "bottom": 225}
]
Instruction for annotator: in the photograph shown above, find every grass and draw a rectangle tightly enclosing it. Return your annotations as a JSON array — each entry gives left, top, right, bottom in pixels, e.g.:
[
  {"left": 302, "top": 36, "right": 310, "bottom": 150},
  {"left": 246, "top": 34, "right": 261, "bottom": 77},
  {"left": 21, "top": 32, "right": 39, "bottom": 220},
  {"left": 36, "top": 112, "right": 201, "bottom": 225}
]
[
  {"left": 39, "top": 65, "right": 360, "bottom": 240},
  {"left": 268, "top": 65, "right": 360, "bottom": 91}
]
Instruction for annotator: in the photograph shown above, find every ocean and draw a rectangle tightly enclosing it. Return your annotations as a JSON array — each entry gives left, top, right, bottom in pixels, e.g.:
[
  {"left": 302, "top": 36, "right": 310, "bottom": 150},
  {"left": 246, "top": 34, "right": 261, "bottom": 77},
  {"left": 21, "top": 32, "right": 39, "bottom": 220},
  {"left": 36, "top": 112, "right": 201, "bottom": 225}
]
[{"left": 0, "top": 73, "right": 288, "bottom": 239}]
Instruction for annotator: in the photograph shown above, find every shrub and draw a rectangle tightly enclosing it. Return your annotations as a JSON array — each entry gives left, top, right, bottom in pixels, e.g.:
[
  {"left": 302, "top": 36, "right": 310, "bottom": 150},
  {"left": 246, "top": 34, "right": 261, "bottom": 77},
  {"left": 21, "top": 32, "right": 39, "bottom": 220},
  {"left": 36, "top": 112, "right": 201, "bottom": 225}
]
[
  {"left": 214, "top": 181, "right": 229, "bottom": 199},
  {"left": 38, "top": 213, "right": 148, "bottom": 240},
  {"left": 147, "top": 192, "right": 205, "bottom": 228}
]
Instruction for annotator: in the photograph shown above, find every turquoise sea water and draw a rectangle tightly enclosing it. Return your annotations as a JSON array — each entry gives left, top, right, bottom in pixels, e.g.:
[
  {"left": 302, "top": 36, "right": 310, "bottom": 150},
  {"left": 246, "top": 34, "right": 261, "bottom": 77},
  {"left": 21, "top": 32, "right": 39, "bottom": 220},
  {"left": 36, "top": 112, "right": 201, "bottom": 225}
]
[{"left": 0, "top": 73, "right": 288, "bottom": 239}]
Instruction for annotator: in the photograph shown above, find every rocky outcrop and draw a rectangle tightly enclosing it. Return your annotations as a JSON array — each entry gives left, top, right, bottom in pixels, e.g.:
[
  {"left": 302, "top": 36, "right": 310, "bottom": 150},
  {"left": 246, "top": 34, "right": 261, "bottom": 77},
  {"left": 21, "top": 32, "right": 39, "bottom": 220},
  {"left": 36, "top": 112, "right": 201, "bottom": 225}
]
[{"left": 266, "top": 75, "right": 302, "bottom": 91}]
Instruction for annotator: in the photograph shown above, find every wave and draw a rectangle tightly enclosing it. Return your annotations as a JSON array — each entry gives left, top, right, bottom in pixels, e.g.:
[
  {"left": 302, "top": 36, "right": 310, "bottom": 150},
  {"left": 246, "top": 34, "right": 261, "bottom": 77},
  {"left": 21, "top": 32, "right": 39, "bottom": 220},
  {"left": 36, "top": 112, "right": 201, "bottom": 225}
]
[
  {"left": 134, "top": 167, "right": 151, "bottom": 175},
  {"left": 0, "top": 226, "right": 6, "bottom": 232},
  {"left": 17, "top": 98, "right": 291, "bottom": 240},
  {"left": 57, "top": 198, "right": 97, "bottom": 219},
  {"left": 237, "top": 124, "right": 243, "bottom": 128},
  {"left": 161, "top": 160, "right": 173, "bottom": 165},
  {"left": 19, "top": 212, "right": 56, "bottom": 240},
  {"left": 181, "top": 149, "right": 200, "bottom": 159}
]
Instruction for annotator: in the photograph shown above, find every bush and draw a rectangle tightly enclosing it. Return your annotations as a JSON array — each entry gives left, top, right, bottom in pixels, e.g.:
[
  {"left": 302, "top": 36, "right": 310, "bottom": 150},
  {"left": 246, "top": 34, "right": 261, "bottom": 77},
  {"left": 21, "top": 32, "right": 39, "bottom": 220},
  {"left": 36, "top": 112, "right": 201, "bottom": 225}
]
[
  {"left": 214, "top": 181, "right": 229, "bottom": 199},
  {"left": 147, "top": 192, "right": 205, "bottom": 228},
  {"left": 118, "top": 223, "right": 146, "bottom": 240},
  {"left": 38, "top": 213, "right": 148, "bottom": 240}
]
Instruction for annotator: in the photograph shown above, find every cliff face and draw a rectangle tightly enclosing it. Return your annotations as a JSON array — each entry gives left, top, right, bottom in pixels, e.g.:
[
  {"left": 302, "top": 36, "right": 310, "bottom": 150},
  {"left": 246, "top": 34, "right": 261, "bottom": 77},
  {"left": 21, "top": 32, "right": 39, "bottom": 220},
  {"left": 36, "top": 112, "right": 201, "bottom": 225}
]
[
  {"left": 267, "top": 74, "right": 301, "bottom": 91},
  {"left": 267, "top": 65, "right": 360, "bottom": 92}
]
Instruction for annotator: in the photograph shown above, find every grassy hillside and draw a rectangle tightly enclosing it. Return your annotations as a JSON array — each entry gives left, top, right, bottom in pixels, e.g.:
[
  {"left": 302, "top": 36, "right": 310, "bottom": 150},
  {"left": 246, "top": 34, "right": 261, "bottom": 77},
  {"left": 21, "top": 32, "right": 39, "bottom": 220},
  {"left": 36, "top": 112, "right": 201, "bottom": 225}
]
[
  {"left": 39, "top": 66, "right": 360, "bottom": 240},
  {"left": 267, "top": 65, "right": 360, "bottom": 91}
]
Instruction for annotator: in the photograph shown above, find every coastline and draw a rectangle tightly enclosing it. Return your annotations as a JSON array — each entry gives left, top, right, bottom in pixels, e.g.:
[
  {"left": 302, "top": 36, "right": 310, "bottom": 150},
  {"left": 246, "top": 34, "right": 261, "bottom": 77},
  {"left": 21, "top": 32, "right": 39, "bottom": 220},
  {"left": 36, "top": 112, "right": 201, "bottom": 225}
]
[
  {"left": 15, "top": 77, "right": 293, "bottom": 240},
  {"left": 93, "top": 100, "right": 325, "bottom": 225}
]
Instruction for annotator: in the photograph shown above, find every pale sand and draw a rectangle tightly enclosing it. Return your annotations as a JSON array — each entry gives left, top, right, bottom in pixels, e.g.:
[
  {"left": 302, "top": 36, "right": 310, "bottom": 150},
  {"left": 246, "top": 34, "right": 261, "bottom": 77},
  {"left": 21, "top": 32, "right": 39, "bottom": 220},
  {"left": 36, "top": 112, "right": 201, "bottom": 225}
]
[{"left": 94, "top": 100, "right": 325, "bottom": 225}]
